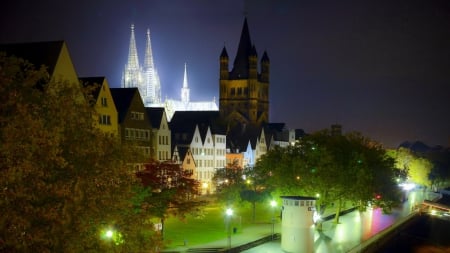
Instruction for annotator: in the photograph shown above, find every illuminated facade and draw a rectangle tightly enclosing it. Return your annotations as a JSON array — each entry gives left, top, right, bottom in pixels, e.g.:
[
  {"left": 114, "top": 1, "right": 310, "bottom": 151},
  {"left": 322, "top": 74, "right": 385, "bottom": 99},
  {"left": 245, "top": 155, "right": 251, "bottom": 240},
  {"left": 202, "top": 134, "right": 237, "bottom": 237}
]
[
  {"left": 122, "top": 25, "right": 217, "bottom": 120},
  {"left": 80, "top": 77, "right": 119, "bottom": 136},
  {"left": 164, "top": 63, "right": 218, "bottom": 121},
  {"left": 122, "top": 24, "right": 161, "bottom": 106},
  {"left": 219, "top": 18, "right": 270, "bottom": 126}
]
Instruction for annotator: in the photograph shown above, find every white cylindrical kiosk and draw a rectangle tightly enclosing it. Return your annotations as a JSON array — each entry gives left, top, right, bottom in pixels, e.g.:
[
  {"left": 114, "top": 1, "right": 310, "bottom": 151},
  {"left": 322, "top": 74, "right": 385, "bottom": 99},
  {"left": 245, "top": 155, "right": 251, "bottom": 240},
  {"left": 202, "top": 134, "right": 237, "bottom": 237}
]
[{"left": 281, "top": 196, "right": 316, "bottom": 253}]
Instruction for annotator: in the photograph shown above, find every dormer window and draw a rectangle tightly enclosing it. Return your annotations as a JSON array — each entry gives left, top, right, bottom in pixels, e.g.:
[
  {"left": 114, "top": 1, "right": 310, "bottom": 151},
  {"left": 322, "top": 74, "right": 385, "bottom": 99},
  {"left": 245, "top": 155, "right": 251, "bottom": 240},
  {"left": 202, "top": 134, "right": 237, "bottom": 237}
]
[{"left": 131, "top": 111, "right": 144, "bottom": 120}]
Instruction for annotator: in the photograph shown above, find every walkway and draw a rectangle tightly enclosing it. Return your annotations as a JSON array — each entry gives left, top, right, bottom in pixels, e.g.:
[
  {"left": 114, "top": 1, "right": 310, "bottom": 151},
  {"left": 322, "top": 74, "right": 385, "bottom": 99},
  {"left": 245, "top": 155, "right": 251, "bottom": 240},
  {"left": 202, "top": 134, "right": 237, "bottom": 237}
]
[{"left": 163, "top": 190, "right": 440, "bottom": 253}]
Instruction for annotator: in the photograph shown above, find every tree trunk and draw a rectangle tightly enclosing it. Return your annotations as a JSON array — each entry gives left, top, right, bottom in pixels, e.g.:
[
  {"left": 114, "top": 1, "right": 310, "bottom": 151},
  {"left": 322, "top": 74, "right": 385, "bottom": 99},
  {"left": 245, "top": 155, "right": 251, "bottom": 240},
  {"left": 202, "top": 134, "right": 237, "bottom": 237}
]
[
  {"left": 161, "top": 217, "right": 165, "bottom": 240},
  {"left": 316, "top": 220, "right": 323, "bottom": 231},
  {"left": 334, "top": 198, "right": 342, "bottom": 224}
]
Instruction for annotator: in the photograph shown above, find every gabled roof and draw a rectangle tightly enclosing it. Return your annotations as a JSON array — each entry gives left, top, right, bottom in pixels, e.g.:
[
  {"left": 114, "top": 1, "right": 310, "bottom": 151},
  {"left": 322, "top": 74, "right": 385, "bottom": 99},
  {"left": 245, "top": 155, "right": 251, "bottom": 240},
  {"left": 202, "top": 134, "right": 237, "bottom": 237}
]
[
  {"left": 0, "top": 41, "right": 65, "bottom": 76},
  {"left": 170, "top": 111, "right": 225, "bottom": 147},
  {"left": 230, "top": 18, "right": 253, "bottom": 79},
  {"left": 145, "top": 107, "right": 165, "bottom": 128},
  {"left": 170, "top": 111, "right": 224, "bottom": 134},
  {"left": 79, "top": 76, "right": 105, "bottom": 103},
  {"left": 263, "top": 123, "right": 287, "bottom": 142},
  {"left": 227, "top": 124, "right": 263, "bottom": 152},
  {"left": 110, "top": 88, "right": 139, "bottom": 123},
  {"left": 177, "top": 146, "right": 191, "bottom": 163}
]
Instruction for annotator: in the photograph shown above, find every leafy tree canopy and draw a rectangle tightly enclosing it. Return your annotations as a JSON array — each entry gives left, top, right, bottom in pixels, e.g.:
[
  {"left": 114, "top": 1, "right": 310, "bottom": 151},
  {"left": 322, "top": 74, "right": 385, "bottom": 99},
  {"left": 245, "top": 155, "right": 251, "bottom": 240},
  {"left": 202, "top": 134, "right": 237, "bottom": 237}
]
[{"left": 0, "top": 54, "right": 160, "bottom": 252}]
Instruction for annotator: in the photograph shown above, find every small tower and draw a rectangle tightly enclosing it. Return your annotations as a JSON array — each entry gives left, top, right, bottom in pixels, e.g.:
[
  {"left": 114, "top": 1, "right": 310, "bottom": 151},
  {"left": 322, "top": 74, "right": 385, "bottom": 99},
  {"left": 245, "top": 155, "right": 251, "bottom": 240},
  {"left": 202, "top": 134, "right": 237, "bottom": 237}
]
[
  {"left": 181, "top": 63, "right": 190, "bottom": 104},
  {"left": 281, "top": 196, "right": 316, "bottom": 253}
]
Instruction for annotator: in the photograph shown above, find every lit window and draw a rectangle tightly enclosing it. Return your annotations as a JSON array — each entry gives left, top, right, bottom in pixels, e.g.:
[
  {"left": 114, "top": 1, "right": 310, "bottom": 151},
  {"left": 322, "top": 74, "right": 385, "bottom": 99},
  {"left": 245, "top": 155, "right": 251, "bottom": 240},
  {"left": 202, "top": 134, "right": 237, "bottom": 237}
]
[{"left": 101, "top": 97, "right": 107, "bottom": 107}]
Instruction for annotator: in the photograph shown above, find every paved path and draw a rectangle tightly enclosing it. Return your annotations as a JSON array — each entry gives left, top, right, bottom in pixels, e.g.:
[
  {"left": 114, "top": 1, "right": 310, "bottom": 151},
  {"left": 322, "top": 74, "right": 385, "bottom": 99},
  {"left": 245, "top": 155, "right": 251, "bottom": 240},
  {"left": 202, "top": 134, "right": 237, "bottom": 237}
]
[{"left": 164, "top": 190, "right": 439, "bottom": 253}]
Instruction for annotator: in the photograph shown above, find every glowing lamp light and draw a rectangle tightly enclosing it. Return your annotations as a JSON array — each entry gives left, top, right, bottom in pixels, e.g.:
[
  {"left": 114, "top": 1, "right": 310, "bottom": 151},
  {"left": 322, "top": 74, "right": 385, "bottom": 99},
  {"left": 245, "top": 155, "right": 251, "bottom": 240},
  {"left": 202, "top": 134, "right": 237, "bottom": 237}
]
[
  {"left": 106, "top": 230, "right": 114, "bottom": 238},
  {"left": 376, "top": 194, "right": 381, "bottom": 200},
  {"left": 399, "top": 182, "right": 415, "bottom": 191},
  {"left": 313, "top": 211, "right": 321, "bottom": 223},
  {"left": 270, "top": 200, "right": 277, "bottom": 207},
  {"left": 226, "top": 208, "right": 233, "bottom": 216}
]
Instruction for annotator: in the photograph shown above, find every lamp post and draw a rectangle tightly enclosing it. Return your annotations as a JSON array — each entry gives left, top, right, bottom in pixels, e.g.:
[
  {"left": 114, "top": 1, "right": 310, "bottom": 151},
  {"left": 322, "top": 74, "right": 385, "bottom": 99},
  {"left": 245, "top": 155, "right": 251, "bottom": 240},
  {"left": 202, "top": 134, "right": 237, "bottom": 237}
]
[
  {"left": 226, "top": 208, "right": 233, "bottom": 249},
  {"left": 270, "top": 200, "right": 277, "bottom": 240}
]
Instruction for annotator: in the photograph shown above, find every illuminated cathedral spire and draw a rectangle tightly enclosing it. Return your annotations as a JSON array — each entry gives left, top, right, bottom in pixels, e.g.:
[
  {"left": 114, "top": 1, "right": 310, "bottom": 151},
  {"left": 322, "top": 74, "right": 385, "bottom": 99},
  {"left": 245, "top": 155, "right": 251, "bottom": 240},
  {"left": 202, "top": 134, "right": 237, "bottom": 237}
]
[
  {"left": 143, "top": 28, "right": 161, "bottom": 104},
  {"left": 181, "top": 63, "right": 190, "bottom": 103},
  {"left": 122, "top": 24, "right": 144, "bottom": 96}
]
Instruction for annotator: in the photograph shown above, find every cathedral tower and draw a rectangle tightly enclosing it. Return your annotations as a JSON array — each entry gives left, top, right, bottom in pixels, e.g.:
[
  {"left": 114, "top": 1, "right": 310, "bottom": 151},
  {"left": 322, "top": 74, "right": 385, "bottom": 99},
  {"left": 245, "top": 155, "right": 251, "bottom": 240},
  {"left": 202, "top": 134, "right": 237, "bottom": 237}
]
[
  {"left": 219, "top": 18, "right": 270, "bottom": 126},
  {"left": 122, "top": 24, "right": 143, "bottom": 95},
  {"left": 143, "top": 28, "right": 161, "bottom": 105},
  {"left": 122, "top": 25, "right": 161, "bottom": 106}
]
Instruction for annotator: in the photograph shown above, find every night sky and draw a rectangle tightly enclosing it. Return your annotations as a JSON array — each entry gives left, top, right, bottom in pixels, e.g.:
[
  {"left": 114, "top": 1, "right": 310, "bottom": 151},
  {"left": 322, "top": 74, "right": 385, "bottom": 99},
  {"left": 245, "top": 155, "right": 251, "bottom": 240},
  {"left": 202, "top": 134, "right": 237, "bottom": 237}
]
[{"left": 1, "top": 0, "right": 449, "bottom": 148}]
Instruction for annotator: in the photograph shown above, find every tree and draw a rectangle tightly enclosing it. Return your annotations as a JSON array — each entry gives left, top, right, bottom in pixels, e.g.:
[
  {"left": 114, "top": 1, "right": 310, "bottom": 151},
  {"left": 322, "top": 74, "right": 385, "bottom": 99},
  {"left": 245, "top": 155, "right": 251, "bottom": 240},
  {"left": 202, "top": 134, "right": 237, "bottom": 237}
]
[
  {"left": 212, "top": 161, "right": 271, "bottom": 222},
  {"left": 255, "top": 129, "right": 400, "bottom": 228},
  {"left": 212, "top": 162, "right": 245, "bottom": 206},
  {"left": 136, "top": 160, "right": 206, "bottom": 240},
  {"left": 393, "top": 147, "right": 432, "bottom": 187},
  {"left": 0, "top": 54, "right": 160, "bottom": 252}
]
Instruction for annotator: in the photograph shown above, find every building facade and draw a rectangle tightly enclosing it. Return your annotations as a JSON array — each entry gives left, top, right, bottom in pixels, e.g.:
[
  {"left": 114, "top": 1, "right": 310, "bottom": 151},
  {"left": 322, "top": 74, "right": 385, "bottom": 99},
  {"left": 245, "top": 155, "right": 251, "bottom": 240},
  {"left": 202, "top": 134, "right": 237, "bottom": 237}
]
[
  {"left": 122, "top": 25, "right": 217, "bottom": 121},
  {"left": 219, "top": 18, "right": 270, "bottom": 126}
]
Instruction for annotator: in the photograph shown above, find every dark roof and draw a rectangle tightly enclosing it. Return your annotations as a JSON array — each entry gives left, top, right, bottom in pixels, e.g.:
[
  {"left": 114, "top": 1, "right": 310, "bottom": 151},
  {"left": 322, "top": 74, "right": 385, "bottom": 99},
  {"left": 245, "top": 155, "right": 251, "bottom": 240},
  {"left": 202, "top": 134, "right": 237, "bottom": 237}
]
[
  {"left": 261, "top": 51, "right": 270, "bottom": 62},
  {"left": 170, "top": 111, "right": 225, "bottom": 147},
  {"left": 79, "top": 76, "right": 105, "bottom": 102},
  {"left": 263, "top": 123, "right": 287, "bottom": 142},
  {"left": 110, "top": 88, "right": 139, "bottom": 123},
  {"left": 227, "top": 124, "right": 262, "bottom": 152},
  {"left": 230, "top": 18, "right": 253, "bottom": 79},
  {"left": 0, "top": 41, "right": 65, "bottom": 76},
  {"left": 220, "top": 47, "right": 228, "bottom": 58},
  {"left": 177, "top": 146, "right": 190, "bottom": 162},
  {"left": 170, "top": 111, "right": 223, "bottom": 134},
  {"left": 145, "top": 107, "right": 165, "bottom": 128}
]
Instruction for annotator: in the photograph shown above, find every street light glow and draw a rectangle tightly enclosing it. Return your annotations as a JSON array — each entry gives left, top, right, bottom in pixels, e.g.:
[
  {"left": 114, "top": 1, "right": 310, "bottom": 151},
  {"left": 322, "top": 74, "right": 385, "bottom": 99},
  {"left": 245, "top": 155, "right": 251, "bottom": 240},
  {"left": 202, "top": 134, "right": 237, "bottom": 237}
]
[
  {"left": 270, "top": 200, "right": 277, "bottom": 207},
  {"left": 226, "top": 208, "right": 233, "bottom": 216},
  {"left": 106, "top": 230, "right": 113, "bottom": 238}
]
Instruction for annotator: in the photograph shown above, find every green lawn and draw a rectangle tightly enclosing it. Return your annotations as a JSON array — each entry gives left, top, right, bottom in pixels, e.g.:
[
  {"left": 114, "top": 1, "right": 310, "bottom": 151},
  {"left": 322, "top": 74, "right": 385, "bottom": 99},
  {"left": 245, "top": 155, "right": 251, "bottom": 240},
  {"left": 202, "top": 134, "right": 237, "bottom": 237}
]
[{"left": 163, "top": 201, "right": 276, "bottom": 249}]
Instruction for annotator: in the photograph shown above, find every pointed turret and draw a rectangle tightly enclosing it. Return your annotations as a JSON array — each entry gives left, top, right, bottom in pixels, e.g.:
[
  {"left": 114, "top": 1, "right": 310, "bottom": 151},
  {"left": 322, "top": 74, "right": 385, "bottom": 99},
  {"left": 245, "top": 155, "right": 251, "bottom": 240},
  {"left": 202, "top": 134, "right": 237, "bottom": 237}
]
[
  {"left": 122, "top": 24, "right": 143, "bottom": 94},
  {"left": 220, "top": 46, "right": 229, "bottom": 80},
  {"left": 249, "top": 45, "right": 258, "bottom": 79},
  {"left": 230, "top": 18, "right": 253, "bottom": 79},
  {"left": 181, "top": 63, "right": 190, "bottom": 103},
  {"left": 261, "top": 50, "right": 270, "bottom": 83}
]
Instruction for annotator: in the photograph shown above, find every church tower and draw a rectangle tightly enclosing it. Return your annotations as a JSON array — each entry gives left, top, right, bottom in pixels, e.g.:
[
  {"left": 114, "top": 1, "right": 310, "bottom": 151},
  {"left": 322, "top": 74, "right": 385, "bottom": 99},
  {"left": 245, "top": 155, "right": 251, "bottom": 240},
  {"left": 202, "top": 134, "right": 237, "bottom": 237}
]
[
  {"left": 219, "top": 18, "right": 270, "bottom": 126},
  {"left": 181, "top": 63, "right": 190, "bottom": 104},
  {"left": 143, "top": 28, "right": 161, "bottom": 105},
  {"left": 122, "top": 24, "right": 144, "bottom": 96}
]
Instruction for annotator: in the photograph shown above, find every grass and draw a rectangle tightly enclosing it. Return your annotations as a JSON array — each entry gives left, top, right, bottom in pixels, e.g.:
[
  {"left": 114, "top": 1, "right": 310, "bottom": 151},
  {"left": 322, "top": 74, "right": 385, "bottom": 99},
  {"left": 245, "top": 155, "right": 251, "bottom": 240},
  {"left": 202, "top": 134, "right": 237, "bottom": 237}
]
[{"left": 163, "top": 200, "right": 276, "bottom": 249}]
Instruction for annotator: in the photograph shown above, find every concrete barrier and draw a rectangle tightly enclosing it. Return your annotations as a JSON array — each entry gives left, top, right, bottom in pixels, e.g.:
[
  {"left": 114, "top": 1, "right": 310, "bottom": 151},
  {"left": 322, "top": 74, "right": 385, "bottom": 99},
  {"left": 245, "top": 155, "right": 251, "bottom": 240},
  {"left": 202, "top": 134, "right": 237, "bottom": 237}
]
[{"left": 347, "top": 211, "right": 418, "bottom": 253}]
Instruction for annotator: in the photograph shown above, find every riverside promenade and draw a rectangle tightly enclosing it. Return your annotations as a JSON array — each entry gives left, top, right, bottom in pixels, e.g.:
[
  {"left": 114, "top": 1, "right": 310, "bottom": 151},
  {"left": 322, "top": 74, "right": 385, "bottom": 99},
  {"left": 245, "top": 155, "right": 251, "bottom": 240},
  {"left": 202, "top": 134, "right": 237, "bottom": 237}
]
[{"left": 163, "top": 190, "right": 439, "bottom": 253}]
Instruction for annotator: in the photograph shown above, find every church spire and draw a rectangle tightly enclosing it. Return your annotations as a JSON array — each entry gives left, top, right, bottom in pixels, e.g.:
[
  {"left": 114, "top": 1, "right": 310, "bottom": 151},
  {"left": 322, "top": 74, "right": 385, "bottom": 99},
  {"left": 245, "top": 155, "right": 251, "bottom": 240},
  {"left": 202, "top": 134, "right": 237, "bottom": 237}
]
[
  {"left": 231, "top": 18, "right": 253, "bottom": 79},
  {"left": 181, "top": 62, "right": 190, "bottom": 103},
  {"left": 128, "top": 24, "right": 140, "bottom": 70},
  {"left": 122, "top": 24, "right": 143, "bottom": 91},
  {"left": 143, "top": 27, "right": 161, "bottom": 104}
]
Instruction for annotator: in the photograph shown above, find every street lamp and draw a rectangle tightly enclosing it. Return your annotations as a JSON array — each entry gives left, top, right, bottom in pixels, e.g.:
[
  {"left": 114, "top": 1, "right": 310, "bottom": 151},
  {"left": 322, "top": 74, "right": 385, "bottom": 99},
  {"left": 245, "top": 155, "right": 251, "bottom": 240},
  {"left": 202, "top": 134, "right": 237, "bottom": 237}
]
[
  {"left": 226, "top": 208, "right": 233, "bottom": 249},
  {"left": 270, "top": 200, "right": 277, "bottom": 240}
]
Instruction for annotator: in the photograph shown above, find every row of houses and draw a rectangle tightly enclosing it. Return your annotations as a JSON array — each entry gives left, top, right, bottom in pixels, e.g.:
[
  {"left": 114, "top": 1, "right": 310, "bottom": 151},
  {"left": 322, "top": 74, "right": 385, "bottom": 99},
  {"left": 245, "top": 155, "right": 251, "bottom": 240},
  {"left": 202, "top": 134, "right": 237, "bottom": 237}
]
[{"left": 0, "top": 40, "right": 304, "bottom": 194}]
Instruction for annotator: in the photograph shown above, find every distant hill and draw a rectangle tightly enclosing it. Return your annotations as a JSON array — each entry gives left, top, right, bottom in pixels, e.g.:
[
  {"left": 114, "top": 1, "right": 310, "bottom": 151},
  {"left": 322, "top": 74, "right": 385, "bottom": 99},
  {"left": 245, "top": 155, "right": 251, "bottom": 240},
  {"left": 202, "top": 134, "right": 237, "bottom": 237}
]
[{"left": 398, "top": 140, "right": 447, "bottom": 153}]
